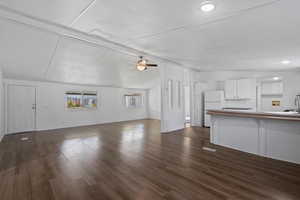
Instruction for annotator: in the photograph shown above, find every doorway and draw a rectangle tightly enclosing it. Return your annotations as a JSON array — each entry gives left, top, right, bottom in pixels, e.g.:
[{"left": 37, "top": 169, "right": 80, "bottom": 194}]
[
  {"left": 190, "top": 82, "right": 206, "bottom": 127},
  {"left": 7, "top": 85, "right": 36, "bottom": 134},
  {"left": 184, "top": 86, "right": 191, "bottom": 127}
]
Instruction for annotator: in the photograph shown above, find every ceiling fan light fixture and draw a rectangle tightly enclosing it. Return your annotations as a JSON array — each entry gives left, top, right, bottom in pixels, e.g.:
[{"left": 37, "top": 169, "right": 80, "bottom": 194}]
[
  {"left": 136, "top": 56, "right": 157, "bottom": 71},
  {"left": 201, "top": 1, "right": 216, "bottom": 12},
  {"left": 140, "top": 59, "right": 147, "bottom": 65},
  {"left": 136, "top": 64, "right": 147, "bottom": 71},
  {"left": 136, "top": 56, "right": 147, "bottom": 71}
]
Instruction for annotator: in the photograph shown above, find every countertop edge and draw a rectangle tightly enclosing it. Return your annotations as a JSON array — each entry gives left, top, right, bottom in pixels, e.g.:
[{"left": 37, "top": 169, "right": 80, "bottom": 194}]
[{"left": 207, "top": 110, "right": 300, "bottom": 122}]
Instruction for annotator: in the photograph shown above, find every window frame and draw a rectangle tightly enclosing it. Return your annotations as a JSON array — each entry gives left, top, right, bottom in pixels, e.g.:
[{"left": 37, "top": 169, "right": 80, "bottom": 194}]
[
  {"left": 124, "top": 93, "right": 143, "bottom": 109},
  {"left": 167, "top": 79, "right": 173, "bottom": 109},
  {"left": 65, "top": 91, "right": 98, "bottom": 110}
]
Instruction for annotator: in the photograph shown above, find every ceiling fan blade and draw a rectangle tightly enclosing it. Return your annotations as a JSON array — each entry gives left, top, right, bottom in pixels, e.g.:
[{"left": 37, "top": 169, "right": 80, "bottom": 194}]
[{"left": 146, "top": 64, "right": 158, "bottom": 67}]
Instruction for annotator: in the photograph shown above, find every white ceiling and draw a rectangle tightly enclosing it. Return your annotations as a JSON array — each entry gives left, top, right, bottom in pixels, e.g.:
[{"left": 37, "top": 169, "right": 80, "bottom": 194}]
[
  {"left": 0, "top": 0, "right": 300, "bottom": 86},
  {"left": 46, "top": 36, "right": 160, "bottom": 88},
  {"left": 0, "top": 19, "right": 60, "bottom": 80},
  {"left": 0, "top": 0, "right": 95, "bottom": 25},
  {"left": 0, "top": 18, "right": 160, "bottom": 88}
]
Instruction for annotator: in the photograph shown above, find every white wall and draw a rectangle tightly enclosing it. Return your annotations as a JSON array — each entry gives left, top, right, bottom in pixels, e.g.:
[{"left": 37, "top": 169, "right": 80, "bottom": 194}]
[
  {"left": 4, "top": 79, "right": 148, "bottom": 132},
  {"left": 272, "top": 73, "right": 300, "bottom": 111},
  {"left": 0, "top": 70, "right": 4, "bottom": 141},
  {"left": 148, "top": 85, "right": 161, "bottom": 120}
]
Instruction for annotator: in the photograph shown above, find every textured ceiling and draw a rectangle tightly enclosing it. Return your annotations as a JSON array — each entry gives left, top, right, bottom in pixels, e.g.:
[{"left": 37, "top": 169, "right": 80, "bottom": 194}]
[
  {"left": 0, "top": 18, "right": 160, "bottom": 88},
  {"left": 0, "top": 0, "right": 299, "bottom": 87}
]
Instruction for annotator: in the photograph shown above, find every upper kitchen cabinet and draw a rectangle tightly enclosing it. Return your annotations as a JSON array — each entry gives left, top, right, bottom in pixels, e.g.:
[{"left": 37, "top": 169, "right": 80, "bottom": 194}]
[
  {"left": 224, "top": 80, "right": 236, "bottom": 100},
  {"left": 225, "top": 79, "right": 256, "bottom": 100},
  {"left": 261, "top": 81, "right": 283, "bottom": 96}
]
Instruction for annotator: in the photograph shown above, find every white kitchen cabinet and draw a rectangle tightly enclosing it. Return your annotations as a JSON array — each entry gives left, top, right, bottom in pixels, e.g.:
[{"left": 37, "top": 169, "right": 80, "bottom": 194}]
[
  {"left": 210, "top": 113, "right": 300, "bottom": 164},
  {"left": 224, "top": 80, "right": 237, "bottom": 99},
  {"left": 225, "top": 79, "right": 256, "bottom": 100},
  {"left": 261, "top": 81, "right": 283, "bottom": 96},
  {"left": 237, "top": 79, "right": 256, "bottom": 99}
]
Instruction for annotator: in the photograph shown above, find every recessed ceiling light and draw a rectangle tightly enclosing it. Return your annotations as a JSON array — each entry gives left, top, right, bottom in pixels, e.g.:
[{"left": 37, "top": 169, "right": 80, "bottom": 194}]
[
  {"left": 281, "top": 60, "right": 291, "bottom": 65},
  {"left": 273, "top": 77, "right": 280, "bottom": 81},
  {"left": 201, "top": 1, "right": 216, "bottom": 12}
]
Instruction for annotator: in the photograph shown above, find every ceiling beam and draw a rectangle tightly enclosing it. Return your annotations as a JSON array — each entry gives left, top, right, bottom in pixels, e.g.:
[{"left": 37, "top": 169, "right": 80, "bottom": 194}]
[
  {"left": 44, "top": 37, "right": 61, "bottom": 79},
  {"left": 70, "top": 0, "right": 97, "bottom": 26}
]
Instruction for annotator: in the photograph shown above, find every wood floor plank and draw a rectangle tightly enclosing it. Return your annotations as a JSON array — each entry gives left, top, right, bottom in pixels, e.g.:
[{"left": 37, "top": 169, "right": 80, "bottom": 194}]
[
  {"left": 0, "top": 168, "right": 15, "bottom": 200},
  {"left": 0, "top": 119, "right": 300, "bottom": 200}
]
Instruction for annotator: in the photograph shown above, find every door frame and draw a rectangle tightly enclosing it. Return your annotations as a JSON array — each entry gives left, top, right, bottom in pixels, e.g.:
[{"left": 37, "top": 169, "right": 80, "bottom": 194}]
[
  {"left": 5, "top": 83, "right": 37, "bottom": 134},
  {"left": 183, "top": 85, "right": 191, "bottom": 125},
  {"left": 190, "top": 81, "right": 207, "bottom": 127}
]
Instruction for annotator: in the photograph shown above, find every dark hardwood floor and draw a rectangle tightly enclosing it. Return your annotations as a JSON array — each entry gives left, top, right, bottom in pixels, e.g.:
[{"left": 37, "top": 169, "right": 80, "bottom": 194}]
[{"left": 1, "top": 119, "right": 300, "bottom": 200}]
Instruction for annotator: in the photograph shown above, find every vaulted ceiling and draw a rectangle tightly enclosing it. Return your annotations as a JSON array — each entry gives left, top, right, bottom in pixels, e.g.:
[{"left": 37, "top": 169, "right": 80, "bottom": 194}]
[
  {"left": 0, "top": 18, "right": 161, "bottom": 88},
  {"left": 0, "top": 0, "right": 300, "bottom": 87}
]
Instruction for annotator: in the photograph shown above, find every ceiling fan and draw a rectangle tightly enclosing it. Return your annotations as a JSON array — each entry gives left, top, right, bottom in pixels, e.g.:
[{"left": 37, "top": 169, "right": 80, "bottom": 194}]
[{"left": 136, "top": 56, "right": 158, "bottom": 71}]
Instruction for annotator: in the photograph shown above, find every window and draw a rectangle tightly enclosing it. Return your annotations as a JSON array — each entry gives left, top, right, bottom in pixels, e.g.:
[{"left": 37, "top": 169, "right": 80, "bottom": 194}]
[
  {"left": 66, "top": 92, "right": 83, "bottom": 109},
  {"left": 167, "top": 80, "right": 173, "bottom": 109},
  {"left": 177, "top": 81, "right": 181, "bottom": 108},
  {"left": 66, "top": 91, "right": 97, "bottom": 109},
  {"left": 124, "top": 94, "right": 143, "bottom": 108},
  {"left": 82, "top": 92, "right": 97, "bottom": 108}
]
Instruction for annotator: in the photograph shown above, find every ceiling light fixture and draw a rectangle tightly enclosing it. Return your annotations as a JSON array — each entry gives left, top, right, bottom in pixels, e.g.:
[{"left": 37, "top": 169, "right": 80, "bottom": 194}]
[
  {"left": 136, "top": 63, "right": 147, "bottom": 71},
  {"left": 273, "top": 77, "right": 280, "bottom": 81},
  {"left": 136, "top": 57, "right": 147, "bottom": 71},
  {"left": 281, "top": 60, "right": 291, "bottom": 65},
  {"left": 201, "top": 1, "right": 216, "bottom": 12},
  {"left": 136, "top": 56, "right": 158, "bottom": 71}
]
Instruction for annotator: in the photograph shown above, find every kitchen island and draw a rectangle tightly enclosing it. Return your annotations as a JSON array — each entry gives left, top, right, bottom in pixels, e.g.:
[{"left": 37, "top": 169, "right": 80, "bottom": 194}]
[{"left": 207, "top": 110, "right": 300, "bottom": 164}]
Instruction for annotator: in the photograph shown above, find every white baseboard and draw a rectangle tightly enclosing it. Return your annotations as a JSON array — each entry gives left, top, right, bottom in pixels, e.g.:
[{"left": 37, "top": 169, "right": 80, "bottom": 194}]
[
  {"left": 191, "top": 123, "right": 203, "bottom": 127},
  {"left": 34, "top": 118, "right": 150, "bottom": 132},
  {"left": 5, "top": 118, "right": 155, "bottom": 135}
]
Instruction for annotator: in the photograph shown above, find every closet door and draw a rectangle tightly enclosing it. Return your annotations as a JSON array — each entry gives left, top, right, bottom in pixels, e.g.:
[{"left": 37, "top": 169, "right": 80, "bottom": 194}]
[{"left": 7, "top": 85, "right": 36, "bottom": 134}]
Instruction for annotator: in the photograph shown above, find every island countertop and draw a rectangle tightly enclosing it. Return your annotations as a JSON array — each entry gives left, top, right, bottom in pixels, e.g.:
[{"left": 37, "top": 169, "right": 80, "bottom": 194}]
[
  {"left": 208, "top": 109, "right": 300, "bottom": 164},
  {"left": 207, "top": 109, "right": 300, "bottom": 122}
]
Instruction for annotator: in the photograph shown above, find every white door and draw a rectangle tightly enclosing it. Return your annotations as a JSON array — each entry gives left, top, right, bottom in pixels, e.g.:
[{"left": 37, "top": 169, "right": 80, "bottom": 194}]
[
  {"left": 161, "top": 64, "right": 185, "bottom": 133},
  {"left": 7, "top": 85, "right": 36, "bottom": 134},
  {"left": 191, "top": 82, "right": 206, "bottom": 127}
]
